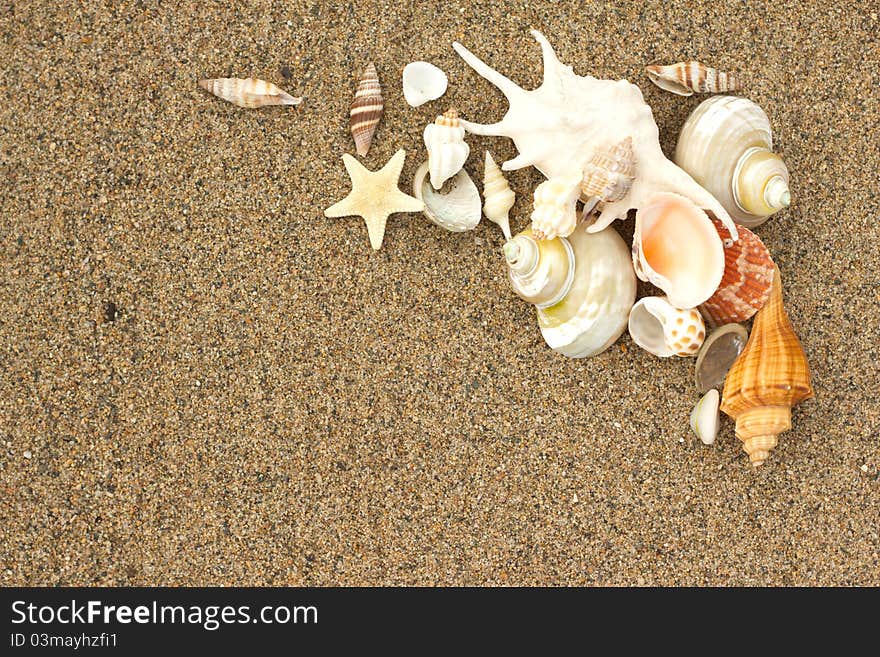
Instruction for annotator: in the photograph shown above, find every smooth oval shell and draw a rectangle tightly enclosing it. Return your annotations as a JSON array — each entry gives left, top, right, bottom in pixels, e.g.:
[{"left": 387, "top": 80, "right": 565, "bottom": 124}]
[
  {"left": 694, "top": 323, "right": 749, "bottom": 393},
  {"left": 413, "top": 161, "right": 481, "bottom": 232},
  {"left": 700, "top": 219, "right": 774, "bottom": 327},
  {"left": 535, "top": 223, "right": 636, "bottom": 358},
  {"left": 646, "top": 62, "right": 741, "bottom": 97},
  {"left": 633, "top": 192, "right": 724, "bottom": 310},
  {"left": 198, "top": 77, "right": 301, "bottom": 108},
  {"left": 691, "top": 389, "right": 720, "bottom": 445},
  {"left": 402, "top": 61, "right": 448, "bottom": 107},
  {"left": 675, "top": 96, "right": 791, "bottom": 228},
  {"left": 628, "top": 296, "right": 705, "bottom": 358}
]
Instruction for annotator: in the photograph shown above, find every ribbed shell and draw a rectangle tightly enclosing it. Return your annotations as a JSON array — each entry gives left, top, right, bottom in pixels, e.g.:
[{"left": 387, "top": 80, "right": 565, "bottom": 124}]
[
  {"left": 483, "top": 151, "right": 515, "bottom": 239},
  {"left": 699, "top": 219, "right": 774, "bottom": 327},
  {"left": 720, "top": 267, "right": 814, "bottom": 465},
  {"left": 198, "top": 77, "right": 301, "bottom": 108},
  {"left": 423, "top": 109, "right": 469, "bottom": 189},
  {"left": 645, "top": 62, "right": 741, "bottom": 96},
  {"left": 581, "top": 137, "right": 635, "bottom": 203},
  {"left": 350, "top": 63, "right": 384, "bottom": 157},
  {"left": 530, "top": 172, "right": 582, "bottom": 241}
]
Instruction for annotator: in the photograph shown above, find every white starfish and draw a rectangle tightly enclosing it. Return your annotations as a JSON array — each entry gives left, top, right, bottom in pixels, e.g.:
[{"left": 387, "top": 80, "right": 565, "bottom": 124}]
[{"left": 324, "top": 149, "right": 424, "bottom": 250}]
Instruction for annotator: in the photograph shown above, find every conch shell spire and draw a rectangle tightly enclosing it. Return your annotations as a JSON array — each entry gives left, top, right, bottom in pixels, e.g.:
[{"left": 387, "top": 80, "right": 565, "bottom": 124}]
[{"left": 451, "top": 30, "right": 739, "bottom": 240}]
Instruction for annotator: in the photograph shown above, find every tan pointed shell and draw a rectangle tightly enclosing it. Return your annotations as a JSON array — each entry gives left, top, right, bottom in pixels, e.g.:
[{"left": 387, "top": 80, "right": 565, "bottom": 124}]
[
  {"left": 720, "top": 267, "right": 814, "bottom": 466},
  {"left": 198, "top": 77, "right": 301, "bottom": 108},
  {"left": 645, "top": 61, "right": 741, "bottom": 97},
  {"left": 699, "top": 219, "right": 775, "bottom": 327},
  {"left": 483, "top": 151, "right": 515, "bottom": 239},
  {"left": 350, "top": 63, "right": 384, "bottom": 157},
  {"left": 581, "top": 137, "right": 635, "bottom": 204}
]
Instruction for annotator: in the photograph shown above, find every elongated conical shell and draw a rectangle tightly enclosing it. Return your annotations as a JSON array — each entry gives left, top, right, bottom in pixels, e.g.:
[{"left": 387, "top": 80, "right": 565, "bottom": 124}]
[
  {"left": 690, "top": 389, "right": 720, "bottom": 445},
  {"left": 675, "top": 96, "right": 791, "bottom": 228},
  {"left": 483, "top": 151, "right": 515, "bottom": 239},
  {"left": 199, "top": 77, "right": 302, "bottom": 108},
  {"left": 699, "top": 219, "right": 775, "bottom": 327},
  {"left": 350, "top": 63, "right": 384, "bottom": 157},
  {"left": 720, "top": 268, "right": 814, "bottom": 466},
  {"left": 645, "top": 62, "right": 741, "bottom": 96},
  {"left": 581, "top": 137, "right": 636, "bottom": 212}
]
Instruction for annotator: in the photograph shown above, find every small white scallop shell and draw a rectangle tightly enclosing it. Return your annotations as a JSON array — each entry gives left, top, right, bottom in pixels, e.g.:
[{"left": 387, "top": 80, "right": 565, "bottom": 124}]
[
  {"left": 423, "top": 109, "right": 470, "bottom": 190},
  {"left": 530, "top": 172, "right": 582, "bottom": 241},
  {"left": 413, "top": 161, "right": 481, "bottom": 232},
  {"left": 628, "top": 296, "right": 706, "bottom": 358},
  {"left": 402, "top": 61, "right": 449, "bottom": 107},
  {"left": 690, "top": 389, "right": 720, "bottom": 445}
]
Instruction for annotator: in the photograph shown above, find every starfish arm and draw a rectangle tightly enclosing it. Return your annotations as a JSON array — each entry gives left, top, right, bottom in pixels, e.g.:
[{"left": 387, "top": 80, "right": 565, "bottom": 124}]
[
  {"left": 341, "top": 152, "right": 370, "bottom": 182},
  {"left": 379, "top": 149, "right": 408, "bottom": 181},
  {"left": 362, "top": 212, "right": 388, "bottom": 250},
  {"left": 387, "top": 189, "right": 425, "bottom": 214},
  {"left": 324, "top": 193, "right": 358, "bottom": 218}
]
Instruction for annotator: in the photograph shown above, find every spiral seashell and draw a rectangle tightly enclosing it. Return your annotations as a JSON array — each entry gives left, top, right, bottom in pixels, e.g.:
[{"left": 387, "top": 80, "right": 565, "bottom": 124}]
[
  {"left": 503, "top": 223, "right": 636, "bottom": 357},
  {"left": 413, "top": 161, "right": 481, "bottom": 232},
  {"left": 645, "top": 61, "right": 741, "bottom": 97},
  {"left": 694, "top": 323, "right": 750, "bottom": 394},
  {"left": 690, "top": 389, "right": 720, "bottom": 445},
  {"left": 423, "top": 109, "right": 470, "bottom": 190},
  {"left": 198, "top": 77, "right": 302, "bottom": 108},
  {"left": 482, "top": 151, "right": 515, "bottom": 239},
  {"left": 632, "top": 192, "right": 724, "bottom": 310},
  {"left": 349, "top": 63, "right": 384, "bottom": 157},
  {"left": 699, "top": 219, "right": 774, "bottom": 327},
  {"left": 675, "top": 96, "right": 791, "bottom": 228},
  {"left": 628, "top": 296, "right": 705, "bottom": 358},
  {"left": 530, "top": 172, "right": 582, "bottom": 241},
  {"left": 721, "top": 267, "right": 814, "bottom": 466},
  {"left": 402, "top": 61, "right": 448, "bottom": 107},
  {"left": 580, "top": 137, "right": 635, "bottom": 216}
]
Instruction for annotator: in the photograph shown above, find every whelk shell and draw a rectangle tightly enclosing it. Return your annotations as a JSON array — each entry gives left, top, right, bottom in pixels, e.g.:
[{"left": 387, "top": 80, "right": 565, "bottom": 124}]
[
  {"left": 690, "top": 389, "right": 720, "bottom": 445},
  {"left": 423, "top": 109, "right": 470, "bottom": 190},
  {"left": 482, "top": 151, "right": 515, "bottom": 239},
  {"left": 694, "top": 323, "right": 750, "bottom": 394},
  {"left": 198, "top": 77, "right": 301, "bottom": 108},
  {"left": 412, "top": 161, "right": 481, "bottom": 233},
  {"left": 402, "top": 61, "right": 448, "bottom": 107},
  {"left": 350, "top": 63, "right": 384, "bottom": 157},
  {"left": 580, "top": 137, "right": 636, "bottom": 217},
  {"left": 645, "top": 61, "right": 741, "bottom": 97},
  {"left": 530, "top": 172, "right": 582, "bottom": 241},
  {"left": 699, "top": 219, "right": 774, "bottom": 327},
  {"left": 627, "top": 296, "right": 705, "bottom": 358},
  {"left": 721, "top": 267, "right": 814, "bottom": 466}
]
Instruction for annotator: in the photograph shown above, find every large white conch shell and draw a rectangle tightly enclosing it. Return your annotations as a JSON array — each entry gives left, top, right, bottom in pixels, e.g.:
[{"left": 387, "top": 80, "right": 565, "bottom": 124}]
[
  {"left": 504, "top": 223, "right": 636, "bottom": 358},
  {"left": 423, "top": 109, "right": 470, "bottom": 190},
  {"left": 452, "top": 30, "right": 738, "bottom": 240},
  {"left": 632, "top": 192, "right": 725, "bottom": 310}
]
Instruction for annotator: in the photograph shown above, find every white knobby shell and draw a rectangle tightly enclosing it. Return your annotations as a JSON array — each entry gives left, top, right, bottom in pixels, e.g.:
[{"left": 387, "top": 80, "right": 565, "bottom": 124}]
[
  {"left": 675, "top": 96, "right": 791, "bottom": 228},
  {"left": 628, "top": 296, "right": 706, "bottom": 358},
  {"left": 690, "top": 389, "right": 720, "bottom": 445},
  {"left": 632, "top": 192, "right": 725, "bottom": 310},
  {"left": 452, "top": 30, "right": 739, "bottom": 239},
  {"left": 530, "top": 172, "right": 582, "bottom": 241},
  {"left": 423, "top": 109, "right": 470, "bottom": 190},
  {"left": 413, "top": 161, "right": 481, "bottom": 232},
  {"left": 482, "top": 151, "right": 515, "bottom": 239},
  {"left": 402, "top": 61, "right": 449, "bottom": 107}
]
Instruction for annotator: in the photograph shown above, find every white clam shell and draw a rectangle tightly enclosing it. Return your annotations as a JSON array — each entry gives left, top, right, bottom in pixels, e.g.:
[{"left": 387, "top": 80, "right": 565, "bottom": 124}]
[
  {"left": 413, "top": 161, "right": 481, "bottom": 232},
  {"left": 535, "top": 224, "right": 636, "bottom": 358},
  {"left": 423, "top": 117, "right": 470, "bottom": 190},
  {"left": 627, "top": 296, "right": 706, "bottom": 358},
  {"left": 452, "top": 30, "right": 739, "bottom": 240},
  {"left": 675, "top": 96, "right": 791, "bottom": 228},
  {"left": 632, "top": 192, "right": 724, "bottom": 310},
  {"left": 402, "top": 61, "right": 448, "bottom": 107},
  {"left": 690, "top": 389, "right": 720, "bottom": 445}
]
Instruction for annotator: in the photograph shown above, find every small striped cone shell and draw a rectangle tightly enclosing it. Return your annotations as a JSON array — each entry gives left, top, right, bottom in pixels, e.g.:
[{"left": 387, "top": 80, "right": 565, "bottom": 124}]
[
  {"left": 581, "top": 137, "right": 636, "bottom": 203},
  {"left": 350, "top": 63, "right": 384, "bottom": 157},
  {"left": 699, "top": 219, "right": 774, "bottom": 327},
  {"left": 645, "top": 62, "right": 741, "bottom": 97},
  {"left": 198, "top": 77, "right": 302, "bottom": 108}
]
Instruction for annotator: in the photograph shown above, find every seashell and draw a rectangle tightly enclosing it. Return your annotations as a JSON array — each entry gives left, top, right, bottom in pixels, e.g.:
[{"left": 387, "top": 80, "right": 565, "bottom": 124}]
[
  {"left": 645, "top": 61, "right": 741, "bottom": 97},
  {"left": 675, "top": 96, "right": 791, "bottom": 228},
  {"left": 721, "top": 267, "right": 814, "bottom": 466},
  {"left": 350, "top": 63, "right": 384, "bottom": 157},
  {"left": 412, "top": 161, "right": 481, "bottom": 232},
  {"left": 402, "top": 61, "right": 448, "bottom": 107},
  {"left": 632, "top": 192, "right": 724, "bottom": 309},
  {"left": 482, "top": 151, "right": 515, "bottom": 239},
  {"left": 530, "top": 172, "right": 582, "bottom": 241},
  {"left": 198, "top": 77, "right": 301, "bottom": 108},
  {"left": 699, "top": 219, "right": 775, "bottom": 327},
  {"left": 503, "top": 223, "right": 636, "bottom": 357},
  {"left": 694, "top": 323, "right": 750, "bottom": 394},
  {"left": 423, "top": 109, "right": 470, "bottom": 190},
  {"left": 452, "top": 30, "right": 739, "bottom": 239},
  {"left": 580, "top": 137, "right": 636, "bottom": 216},
  {"left": 690, "top": 389, "right": 720, "bottom": 445},
  {"left": 627, "top": 296, "right": 705, "bottom": 358}
]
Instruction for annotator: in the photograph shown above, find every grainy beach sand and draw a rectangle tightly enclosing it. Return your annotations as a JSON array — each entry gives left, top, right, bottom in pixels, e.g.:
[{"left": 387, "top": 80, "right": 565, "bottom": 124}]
[{"left": 1, "top": 1, "right": 878, "bottom": 585}]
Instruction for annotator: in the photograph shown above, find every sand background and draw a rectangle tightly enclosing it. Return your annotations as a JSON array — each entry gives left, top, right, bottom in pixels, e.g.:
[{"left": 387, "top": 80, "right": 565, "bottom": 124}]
[{"left": 1, "top": 1, "right": 878, "bottom": 585}]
